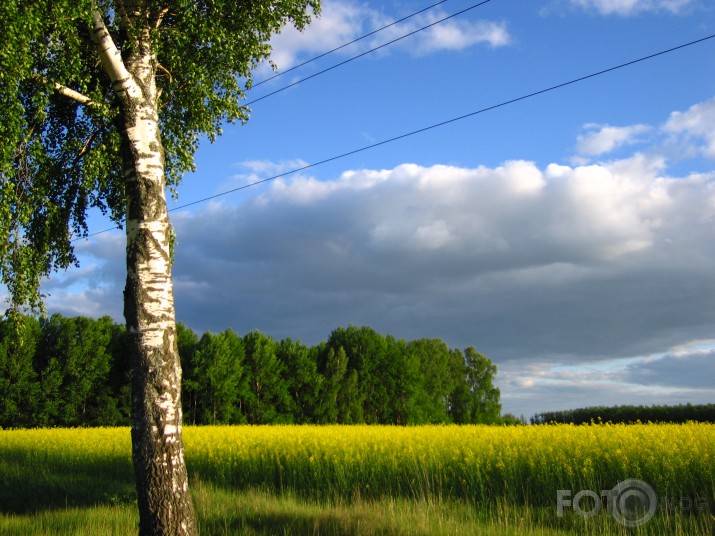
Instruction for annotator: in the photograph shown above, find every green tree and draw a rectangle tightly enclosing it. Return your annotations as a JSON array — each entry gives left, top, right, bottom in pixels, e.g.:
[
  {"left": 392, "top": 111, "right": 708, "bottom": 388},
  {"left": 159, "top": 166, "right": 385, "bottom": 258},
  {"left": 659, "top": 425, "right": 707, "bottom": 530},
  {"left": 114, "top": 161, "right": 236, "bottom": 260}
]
[
  {"left": 327, "top": 326, "right": 389, "bottom": 423},
  {"left": 0, "top": 314, "right": 40, "bottom": 427},
  {"left": 407, "top": 339, "right": 455, "bottom": 423},
  {"left": 177, "top": 322, "right": 200, "bottom": 423},
  {"left": 447, "top": 347, "right": 501, "bottom": 424},
  {"left": 317, "top": 346, "right": 347, "bottom": 423},
  {"left": 242, "top": 331, "right": 292, "bottom": 424},
  {"left": 447, "top": 348, "right": 471, "bottom": 424},
  {"left": 316, "top": 343, "right": 365, "bottom": 424},
  {"left": 34, "top": 314, "right": 116, "bottom": 426},
  {"left": 326, "top": 327, "right": 435, "bottom": 424},
  {"left": 1, "top": 1, "right": 320, "bottom": 532},
  {"left": 186, "top": 329, "right": 247, "bottom": 424},
  {"left": 336, "top": 368, "right": 363, "bottom": 423},
  {"left": 276, "top": 338, "right": 322, "bottom": 423},
  {"left": 96, "top": 317, "right": 132, "bottom": 426},
  {"left": 464, "top": 347, "right": 501, "bottom": 424},
  {"left": 384, "top": 336, "right": 425, "bottom": 425}
]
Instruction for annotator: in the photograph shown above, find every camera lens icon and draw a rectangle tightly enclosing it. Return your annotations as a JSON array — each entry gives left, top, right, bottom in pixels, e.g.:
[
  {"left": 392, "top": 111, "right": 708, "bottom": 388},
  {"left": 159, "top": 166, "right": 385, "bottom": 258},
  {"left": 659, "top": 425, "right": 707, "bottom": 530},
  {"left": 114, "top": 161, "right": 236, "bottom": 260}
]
[{"left": 608, "top": 479, "right": 657, "bottom": 528}]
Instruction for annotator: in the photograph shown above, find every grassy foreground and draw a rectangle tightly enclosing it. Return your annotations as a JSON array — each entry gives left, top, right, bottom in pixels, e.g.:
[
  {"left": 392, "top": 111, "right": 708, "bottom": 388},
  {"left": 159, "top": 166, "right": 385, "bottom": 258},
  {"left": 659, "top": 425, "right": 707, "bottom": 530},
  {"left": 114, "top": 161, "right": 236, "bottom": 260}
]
[{"left": 0, "top": 424, "right": 713, "bottom": 534}]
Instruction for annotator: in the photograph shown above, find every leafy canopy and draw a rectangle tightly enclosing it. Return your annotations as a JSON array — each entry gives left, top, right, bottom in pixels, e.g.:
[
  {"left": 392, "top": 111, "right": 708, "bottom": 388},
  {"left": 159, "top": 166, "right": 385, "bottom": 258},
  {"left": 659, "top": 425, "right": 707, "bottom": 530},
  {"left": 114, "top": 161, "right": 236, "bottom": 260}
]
[{"left": 0, "top": 0, "right": 320, "bottom": 311}]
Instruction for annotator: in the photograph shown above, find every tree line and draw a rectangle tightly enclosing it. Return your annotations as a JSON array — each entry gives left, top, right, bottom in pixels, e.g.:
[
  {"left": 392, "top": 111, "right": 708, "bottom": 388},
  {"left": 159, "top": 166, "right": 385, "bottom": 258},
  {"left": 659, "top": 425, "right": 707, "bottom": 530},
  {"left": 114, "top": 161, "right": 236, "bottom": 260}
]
[
  {"left": 0, "top": 313, "right": 502, "bottom": 428},
  {"left": 531, "top": 403, "right": 715, "bottom": 425}
]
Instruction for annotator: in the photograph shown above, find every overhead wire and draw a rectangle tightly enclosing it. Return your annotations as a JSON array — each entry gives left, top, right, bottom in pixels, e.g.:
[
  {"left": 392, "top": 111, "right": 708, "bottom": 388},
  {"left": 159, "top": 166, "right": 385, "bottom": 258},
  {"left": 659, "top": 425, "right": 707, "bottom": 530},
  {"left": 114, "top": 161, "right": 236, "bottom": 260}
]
[
  {"left": 245, "top": 0, "right": 494, "bottom": 106},
  {"left": 75, "top": 32, "right": 715, "bottom": 242},
  {"left": 251, "top": 0, "right": 451, "bottom": 88}
]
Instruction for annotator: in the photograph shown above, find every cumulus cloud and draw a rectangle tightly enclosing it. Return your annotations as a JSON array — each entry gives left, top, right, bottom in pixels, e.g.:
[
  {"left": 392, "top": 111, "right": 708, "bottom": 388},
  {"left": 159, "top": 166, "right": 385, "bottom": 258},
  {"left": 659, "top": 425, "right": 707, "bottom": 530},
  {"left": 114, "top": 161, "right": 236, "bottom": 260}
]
[
  {"left": 576, "top": 123, "right": 652, "bottom": 157},
  {"left": 380, "top": 14, "right": 511, "bottom": 55},
  {"left": 268, "top": 1, "right": 510, "bottom": 70},
  {"left": 218, "top": 159, "right": 312, "bottom": 192},
  {"left": 663, "top": 97, "right": 715, "bottom": 159},
  {"left": 572, "top": 98, "right": 715, "bottom": 165},
  {"left": 567, "top": 0, "right": 695, "bottom": 16},
  {"left": 162, "top": 147, "right": 714, "bottom": 372},
  {"left": 238, "top": 159, "right": 311, "bottom": 175},
  {"left": 267, "top": 1, "right": 369, "bottom": 70}
]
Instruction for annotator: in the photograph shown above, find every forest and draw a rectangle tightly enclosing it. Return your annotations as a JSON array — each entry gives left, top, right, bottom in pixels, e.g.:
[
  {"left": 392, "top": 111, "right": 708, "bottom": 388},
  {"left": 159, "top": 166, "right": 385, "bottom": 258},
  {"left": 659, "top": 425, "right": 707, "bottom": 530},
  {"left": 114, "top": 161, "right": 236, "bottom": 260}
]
[
  {"left": 0, "top": 313, "right": 502, "bottom": 428},
  {"left": 531, "top": 403, "right": 715, "bottom": 424}
]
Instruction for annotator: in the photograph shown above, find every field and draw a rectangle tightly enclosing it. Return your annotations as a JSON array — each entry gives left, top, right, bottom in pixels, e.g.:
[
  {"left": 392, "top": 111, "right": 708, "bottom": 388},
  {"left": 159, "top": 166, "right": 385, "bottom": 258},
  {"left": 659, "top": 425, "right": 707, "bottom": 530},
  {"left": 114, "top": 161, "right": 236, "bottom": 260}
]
[{"left": 0, "top": 424, "right": 713, "bottom": 534}]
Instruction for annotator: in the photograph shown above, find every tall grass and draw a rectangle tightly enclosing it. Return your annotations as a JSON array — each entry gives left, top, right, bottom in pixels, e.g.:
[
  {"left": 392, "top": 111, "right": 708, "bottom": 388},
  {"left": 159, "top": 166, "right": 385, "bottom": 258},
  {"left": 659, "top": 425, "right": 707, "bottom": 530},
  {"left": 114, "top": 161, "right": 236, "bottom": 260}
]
[{"left": 0, "top": 424, "right": 712, "bottom": 534}]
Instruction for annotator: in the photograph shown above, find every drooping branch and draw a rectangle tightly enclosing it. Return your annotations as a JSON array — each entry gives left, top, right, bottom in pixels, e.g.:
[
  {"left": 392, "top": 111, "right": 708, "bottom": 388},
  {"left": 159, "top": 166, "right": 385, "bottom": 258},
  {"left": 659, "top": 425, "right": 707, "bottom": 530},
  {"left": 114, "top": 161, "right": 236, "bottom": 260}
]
[
  {"left": 155, "top": 62, "right": 172, "bottom": 101},
  {"left": 156, "top": 62, "right": 172, "bottom": 82}
]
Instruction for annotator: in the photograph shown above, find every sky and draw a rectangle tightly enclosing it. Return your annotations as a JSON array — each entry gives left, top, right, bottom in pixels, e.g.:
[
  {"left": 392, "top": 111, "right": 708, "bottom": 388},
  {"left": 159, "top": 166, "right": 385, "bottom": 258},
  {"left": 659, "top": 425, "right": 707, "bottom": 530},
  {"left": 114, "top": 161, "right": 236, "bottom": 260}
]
[{"left": 31, "top": 0, "right": 715, "bottom": 418}]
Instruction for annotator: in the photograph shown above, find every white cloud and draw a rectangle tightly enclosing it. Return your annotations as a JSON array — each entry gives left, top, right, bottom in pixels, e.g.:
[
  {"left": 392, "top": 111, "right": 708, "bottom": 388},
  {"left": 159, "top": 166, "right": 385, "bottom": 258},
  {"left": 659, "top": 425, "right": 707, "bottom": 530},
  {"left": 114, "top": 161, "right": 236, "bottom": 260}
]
[
  {"left": 576, "top": 123, "right": 652, "bottom": 156},
  {"left": 248, "top": 157, "right": 665, "bottom": 262},
  {"left": 391, "top": 16, "right": 510, "bottom": 55},
  {"left": 238, "top": 159, "right": 311, "bottom": 175},
  {"left": 218, "top": 159, "right": 311, "bottom": 192},
  {"left": 268, "top": 1, "right": 510, "bottom": 70},
  {"left": 268, "top": 1, "right": 369, "bottom": 70},
  {"left": 573, "top": 98, "right": 715, "bottom": 165},
  {"left": 663, "top": 97, "right": 715, "bottom": 159},
  {"left": 568, "top": 0, "right": 695, "bottom": 16}
]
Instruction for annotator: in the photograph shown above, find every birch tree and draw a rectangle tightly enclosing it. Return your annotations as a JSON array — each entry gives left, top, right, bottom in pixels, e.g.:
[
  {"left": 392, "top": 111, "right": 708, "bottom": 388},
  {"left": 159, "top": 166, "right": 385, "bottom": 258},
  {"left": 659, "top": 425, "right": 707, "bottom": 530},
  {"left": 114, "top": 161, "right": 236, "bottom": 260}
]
[{"left": 0, "top": 1, "right": 319, "bottom": 534}]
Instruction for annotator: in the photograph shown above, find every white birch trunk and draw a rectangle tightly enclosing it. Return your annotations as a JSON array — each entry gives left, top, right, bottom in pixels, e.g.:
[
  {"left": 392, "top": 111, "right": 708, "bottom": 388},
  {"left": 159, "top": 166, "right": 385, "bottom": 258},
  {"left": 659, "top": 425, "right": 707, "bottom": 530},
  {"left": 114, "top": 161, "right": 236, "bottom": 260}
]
[{"left": 91, "top": 10, "right": 197, "bottom": 535}]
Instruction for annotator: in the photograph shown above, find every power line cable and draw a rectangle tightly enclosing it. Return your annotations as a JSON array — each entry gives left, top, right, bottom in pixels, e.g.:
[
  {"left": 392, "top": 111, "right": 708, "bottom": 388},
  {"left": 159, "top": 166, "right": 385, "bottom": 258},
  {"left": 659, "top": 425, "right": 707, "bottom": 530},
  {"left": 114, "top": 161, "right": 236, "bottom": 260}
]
[
  {"left": 252, "top": 0, "right": 450, "bottom": 88},
  {"left": 246, "top": 0, "right": 494, "bottom": 106},
  {"left": 75, "top": 32, "right": 715, "bottom": 242}
]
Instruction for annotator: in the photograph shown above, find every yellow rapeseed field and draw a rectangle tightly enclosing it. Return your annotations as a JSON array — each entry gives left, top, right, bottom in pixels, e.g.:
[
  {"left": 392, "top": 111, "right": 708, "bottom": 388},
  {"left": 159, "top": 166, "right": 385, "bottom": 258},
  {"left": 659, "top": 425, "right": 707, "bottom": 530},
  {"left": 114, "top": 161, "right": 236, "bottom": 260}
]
[
  {"left": 0, "top": 423, "right": 715, "bottom": 505},
  {"left": 183, "top": 423, "right": 715, "bottom": 506},
  {"left": 1, "top": 423, "right": 711, "bottom": 508}
]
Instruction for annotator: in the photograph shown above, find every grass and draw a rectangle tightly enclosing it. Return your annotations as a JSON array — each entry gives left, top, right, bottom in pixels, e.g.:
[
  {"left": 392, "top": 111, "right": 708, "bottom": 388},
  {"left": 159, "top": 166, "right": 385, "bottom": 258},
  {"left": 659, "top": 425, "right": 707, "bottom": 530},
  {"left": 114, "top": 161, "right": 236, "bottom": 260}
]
[
  {"left": 0, "top": 425, "right": 713, "bottom": 534},
  {"left": 0, "top": 482, "right": 572, "bottom": 536}
]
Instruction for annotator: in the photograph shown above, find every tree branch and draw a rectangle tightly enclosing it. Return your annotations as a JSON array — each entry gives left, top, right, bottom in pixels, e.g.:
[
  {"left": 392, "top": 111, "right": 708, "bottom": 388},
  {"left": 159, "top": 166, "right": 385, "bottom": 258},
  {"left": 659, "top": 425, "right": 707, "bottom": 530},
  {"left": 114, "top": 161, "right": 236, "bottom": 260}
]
[
  {"left": 155, "top": 63, "right": 172, "bottom": 101},
  {"left": 89, "top": 8, "right": 141, "bottom": 100},
  {"left": 156, "top": 63, "right": 172, "bottom": 82},
  {"left": 73, "top": 130, "right": 99, "bottom": 166},
  {"left": 155, "top": 7, "right": 169, "bottom": 29},
  {"left": 32, "top": 74, "right": 96, "bottom": 107}
]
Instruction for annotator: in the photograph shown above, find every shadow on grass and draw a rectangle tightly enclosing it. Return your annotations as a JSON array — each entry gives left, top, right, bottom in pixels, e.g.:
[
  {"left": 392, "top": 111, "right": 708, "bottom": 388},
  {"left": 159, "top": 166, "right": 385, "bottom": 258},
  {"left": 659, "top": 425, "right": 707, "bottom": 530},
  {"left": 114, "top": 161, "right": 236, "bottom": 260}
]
[
  {"left": 0, "top": 448, "right": 369, "bottom": 535},
  {"left": 200, "top": 509, "right": 369, "bottom": 536},
  {"left": 0, "top": 447, "right": 136, "bottom": 514},
  {"left": 194, "top": 489, "right": 404, "bottom": 536},
  {"left": 2, "top": 455, "right": 712, "bottom": 536}
]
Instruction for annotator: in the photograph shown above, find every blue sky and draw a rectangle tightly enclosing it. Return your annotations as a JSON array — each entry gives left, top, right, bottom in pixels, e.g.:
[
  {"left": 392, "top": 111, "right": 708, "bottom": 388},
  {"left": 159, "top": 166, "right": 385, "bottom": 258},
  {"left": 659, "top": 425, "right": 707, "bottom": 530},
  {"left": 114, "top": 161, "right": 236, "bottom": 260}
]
[{"left": 35, "top": 0, "right": 715, "bottom": 418}]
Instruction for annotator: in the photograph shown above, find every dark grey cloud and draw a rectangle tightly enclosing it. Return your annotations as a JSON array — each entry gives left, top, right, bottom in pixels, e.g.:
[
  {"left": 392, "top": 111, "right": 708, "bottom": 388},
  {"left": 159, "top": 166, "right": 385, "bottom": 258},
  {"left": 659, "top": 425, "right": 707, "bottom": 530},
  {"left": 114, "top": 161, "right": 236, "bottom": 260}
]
[
  {"left": 165, "top": 156, "right": 715, "bottom": 366},
  {"left": 623, "top": 349, "right": 715, "bottom": 390},
  {"left": 41, "top": 157, "right": 714, "bottom": 386}
]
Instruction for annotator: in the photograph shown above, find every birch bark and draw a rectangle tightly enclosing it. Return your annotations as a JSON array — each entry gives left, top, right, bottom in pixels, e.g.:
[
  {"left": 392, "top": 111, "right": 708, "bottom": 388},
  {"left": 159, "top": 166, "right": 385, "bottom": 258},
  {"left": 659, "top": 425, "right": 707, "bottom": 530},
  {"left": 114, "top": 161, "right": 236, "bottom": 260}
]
[{"left": 90, "top": 10, "right": 197, "bottom": 535}]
